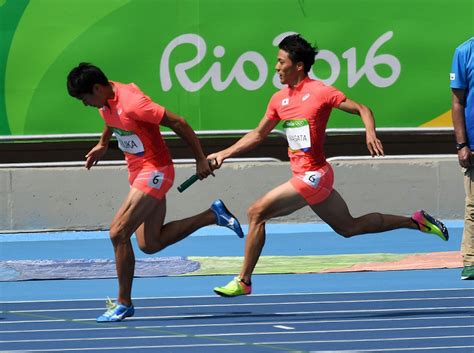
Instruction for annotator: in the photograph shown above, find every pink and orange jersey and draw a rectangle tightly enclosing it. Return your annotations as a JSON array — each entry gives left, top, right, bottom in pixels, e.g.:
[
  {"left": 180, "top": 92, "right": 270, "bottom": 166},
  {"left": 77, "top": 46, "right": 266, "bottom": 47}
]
[
  {"left": 265, "top": 77, "right": 346, "bottom": 173},
  {"left": 99, "top": 81, "right": 172, "bottom": 172}
]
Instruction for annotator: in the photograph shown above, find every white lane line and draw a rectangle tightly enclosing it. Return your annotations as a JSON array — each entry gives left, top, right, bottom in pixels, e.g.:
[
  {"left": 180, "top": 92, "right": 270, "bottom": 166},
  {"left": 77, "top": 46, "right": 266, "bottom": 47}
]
[
  {"left": 2, "top": 306, "right": 473, "bottom": 324},
  {"left": 273, "top": 325, "right": 295, "bottom": 330},
  {"left": 0, "top": 341, "right": 472, "bottom": 352},
  {"left": 255, "top": 335, "right": 474, "bottom": 345},
  {"left": 0, "top": 326, "right": 127, "bottom": 334},
  {"left": 2, "top": 314, "right": 472, "bottom": 334},
  {"left": 135, "top": 314, "right": 474, "bottom": 329},
  {"left": 195, "top": 325, "right": 474, "bottom": 337},
  {"left": 0, "top": 342, "right": 246, "bottom": 352},
  {"left": 306, "top": 347, "right": 474, "bottom": 352},
  {"left": 0, "top": 334, "right": 186, "bottom": 344},
  {"left": 5, "top": 296, "right": 474, "bottom": 313},
  {"left": 3, "top": 324, "right": 473, "bottom": 343},
  {"left": 1, "top": 287, "right": 472, "bottom": 304}
]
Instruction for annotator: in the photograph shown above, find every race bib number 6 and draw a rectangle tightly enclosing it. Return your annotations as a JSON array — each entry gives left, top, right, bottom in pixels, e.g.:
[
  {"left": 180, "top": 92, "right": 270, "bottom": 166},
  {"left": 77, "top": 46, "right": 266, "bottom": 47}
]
[
  {"left": 148, "top": 171, "right": 164, "bottom": 189},
  {"left": 302, "top": 171, "right": 321, "bottom": 188}
]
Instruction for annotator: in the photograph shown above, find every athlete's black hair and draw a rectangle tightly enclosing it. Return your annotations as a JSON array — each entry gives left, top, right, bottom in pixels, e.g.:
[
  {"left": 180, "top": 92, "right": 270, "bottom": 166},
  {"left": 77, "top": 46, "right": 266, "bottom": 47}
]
[
  {"left": 278, "top": 34, "right": 319, "bottom": 73},
  {"left": 67, "top": 63, "right": 109, "bottom": 98}
]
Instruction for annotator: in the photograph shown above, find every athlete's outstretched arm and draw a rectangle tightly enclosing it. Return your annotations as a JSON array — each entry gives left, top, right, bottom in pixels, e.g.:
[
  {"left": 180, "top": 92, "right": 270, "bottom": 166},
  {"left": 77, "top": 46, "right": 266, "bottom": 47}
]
[
  {"left": 85, "top": 124, "right": 112, "bottom": 169},
  {"left": 207, "top": 116, "right": 279, "bottom": 168},
  {"left": 161, "top": 109, "right": 213, "bottom": 179},
  {"left": 338, "top": 98, "right": 384, "bottom": 157}
]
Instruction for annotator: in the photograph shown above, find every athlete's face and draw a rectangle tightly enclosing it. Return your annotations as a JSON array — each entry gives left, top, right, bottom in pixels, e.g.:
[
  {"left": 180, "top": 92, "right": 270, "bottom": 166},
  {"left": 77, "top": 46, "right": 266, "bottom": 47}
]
[
  {"left": 275, "top": 49, "right": 304, "bottom": 86},
  {"left": 79, "top": 84, "right": 107, "bottom": 108}
]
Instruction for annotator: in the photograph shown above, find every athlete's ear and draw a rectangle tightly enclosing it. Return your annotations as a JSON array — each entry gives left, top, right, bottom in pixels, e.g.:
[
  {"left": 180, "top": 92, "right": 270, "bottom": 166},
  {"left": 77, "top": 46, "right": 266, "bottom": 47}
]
[
  {"left": 92, "top": 83, "right": 101, "bottom": 95},
  {"left": 296, "top": 61, "right": 305, "bottom": 72}
]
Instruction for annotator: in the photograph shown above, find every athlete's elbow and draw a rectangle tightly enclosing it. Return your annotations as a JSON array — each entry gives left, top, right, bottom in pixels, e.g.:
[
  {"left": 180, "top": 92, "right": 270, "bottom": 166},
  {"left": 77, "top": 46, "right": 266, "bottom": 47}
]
[{"left": 359, "top": 104, "right": 373, "bottom": 117}]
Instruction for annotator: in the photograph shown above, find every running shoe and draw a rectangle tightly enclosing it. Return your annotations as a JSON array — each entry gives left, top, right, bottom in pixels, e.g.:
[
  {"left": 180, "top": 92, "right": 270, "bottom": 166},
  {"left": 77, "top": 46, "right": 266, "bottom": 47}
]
[
  {"left": 211, "top": 199, "right": 244, "bottom": 238},
  {"left": 96, "top": 298, "right": 134, "bottom": 322},
  {"left": 411, "top": 210, "right": 449, "bottom": 241},
  {"left": 214, "top": 276, "right": 252, "bottom": 297},
  {"left": 461, "top": 265, "right": 474, "bottom": 280}
]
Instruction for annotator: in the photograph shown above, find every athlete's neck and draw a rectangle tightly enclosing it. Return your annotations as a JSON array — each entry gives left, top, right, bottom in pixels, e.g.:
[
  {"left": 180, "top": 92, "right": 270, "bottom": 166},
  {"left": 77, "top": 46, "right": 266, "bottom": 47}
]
[
  {"left": 103, "top": 82, "right": 116, "bottom": 108},
  {"left": 288, "top": 74, "right": 308, "bottom": 88}
]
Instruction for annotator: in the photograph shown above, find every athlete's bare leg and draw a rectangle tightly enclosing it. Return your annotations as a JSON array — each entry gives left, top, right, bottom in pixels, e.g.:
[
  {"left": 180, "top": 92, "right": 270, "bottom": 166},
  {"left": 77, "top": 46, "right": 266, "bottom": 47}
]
[
  {"left": 311, "top": 189, "right": 417, "bottom": 237},
  {"left": 109, "top": 187, "right": 217, "bottom": 306},
  {"left": 240, "top": 184, "right": 418, "bottom": 284},
  {"left": 239, "top": 182, "right": 307, "bottom": 283}
]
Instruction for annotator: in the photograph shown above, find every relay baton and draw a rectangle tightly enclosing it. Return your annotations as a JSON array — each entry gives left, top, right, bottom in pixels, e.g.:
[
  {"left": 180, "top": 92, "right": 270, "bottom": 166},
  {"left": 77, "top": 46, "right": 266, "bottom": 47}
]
[
  {"left": 177, "top": 159, "right": 216, "bottom": 193},
  {"left": 177, "top": 174, "right": 199, "bottom": 192}
]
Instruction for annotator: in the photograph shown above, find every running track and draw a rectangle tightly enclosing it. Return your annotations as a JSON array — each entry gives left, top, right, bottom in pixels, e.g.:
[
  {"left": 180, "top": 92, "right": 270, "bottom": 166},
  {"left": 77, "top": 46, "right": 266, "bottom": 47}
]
[{"left": 1, "top": 222, "right": 473, "bottom": 352}]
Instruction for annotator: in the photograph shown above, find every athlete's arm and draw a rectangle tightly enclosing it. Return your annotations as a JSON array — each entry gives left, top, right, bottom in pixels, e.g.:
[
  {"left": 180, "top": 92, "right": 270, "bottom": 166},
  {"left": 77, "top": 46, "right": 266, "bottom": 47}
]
[
  {"left": 85, "top": 125, "right": 112, "bottom": 170},
  {"left": 161, "top": 109, "right": 213, "bottom": 179},
  {"left": 452, "top": 88, "right": 471, "bottom": 168},
  {"left": 338, "top": 98, "right": 384, "bottom": 157},
  {"left": 207, "top": 116, "right": 279, "bottom": 168}
]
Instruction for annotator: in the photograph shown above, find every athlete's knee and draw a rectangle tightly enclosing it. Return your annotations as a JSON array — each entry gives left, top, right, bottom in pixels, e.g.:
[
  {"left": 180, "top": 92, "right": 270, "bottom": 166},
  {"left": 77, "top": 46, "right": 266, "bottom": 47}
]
[
  {"left": 109, "top": 221, "right": 132, "bottom": 245},
  {"left": 138, "top": 240, "right": 164, "bottom": 254},
  {"left": 247, "top": 201, "right": 268, "bottom": 225},
  {"left": 331, "top": 220, "right": 359, "bottom": 238},
  {"left": 332, "top": 227, "right": 356, "bottom": 238}
]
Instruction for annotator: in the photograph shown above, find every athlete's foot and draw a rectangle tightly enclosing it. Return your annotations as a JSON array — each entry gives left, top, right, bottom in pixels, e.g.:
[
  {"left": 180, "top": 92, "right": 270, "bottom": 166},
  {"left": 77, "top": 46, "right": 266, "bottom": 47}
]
[
  {"left": 211, "top": 199, "right": 244, "bottom": 238},
  {"left": 214, "top": 276, "right": 252, "bottom": 297},
  {"left": 411, "top": 210, "right": 449, "bottom": 241},
  {"left": 96, "top": 298, "right": 135, "bottom": 322}
]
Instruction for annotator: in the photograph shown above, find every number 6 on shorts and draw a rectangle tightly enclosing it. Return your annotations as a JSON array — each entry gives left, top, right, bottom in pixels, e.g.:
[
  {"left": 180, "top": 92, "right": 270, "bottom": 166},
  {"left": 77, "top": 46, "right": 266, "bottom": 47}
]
[{"left": 148, "top": 171, "right": 164, "bottom": 189}]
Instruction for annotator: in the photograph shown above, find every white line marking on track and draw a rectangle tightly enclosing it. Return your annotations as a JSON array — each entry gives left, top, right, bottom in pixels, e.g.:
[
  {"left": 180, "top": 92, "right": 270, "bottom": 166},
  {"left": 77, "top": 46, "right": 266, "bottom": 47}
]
[
  {"left": 273, "top": 325, "right": 295, "bottom": 330},
  {"left": 134, "top": 314, "right": 474, "bottom": 329},
  {"left": 0, "top": 326, "right": 127, "bottom": 334},
  {"left": 194, "top": 325, "right": 474, "bottom": 337},
  {"left": 5, "top": 296, "right": 474, "bottom": 313},
  {"left": 255, "top": 335, "right": 474, "bottom": 344},
  {"left": 0, "top": 342, "right": 246, "bottom": 352},
  {"left": 1, "top": 287, "right": 472, "bottom": 304},
  {"left": 2, "top": 306, "right": 473, "bottom": 324},
  {"left": 0, "top": 342, "right": 472, "bottom": 352},
  {"left": 309, "top": 347, "right": 474, "bottom": 352},
  {"left": 0, "top": 334, "right": 187, "bottom": 344},
  {"left": 3, "top": 325, "right": 473, "bottom": 344}
]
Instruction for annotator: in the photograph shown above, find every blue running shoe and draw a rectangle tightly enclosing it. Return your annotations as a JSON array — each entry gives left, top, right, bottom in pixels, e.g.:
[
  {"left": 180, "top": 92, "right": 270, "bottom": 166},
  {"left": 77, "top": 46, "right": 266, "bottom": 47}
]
[
  {"left": 96, "top": 298, "right": 134, "bottom": 322},
  {"left": 211, "top": 199, "right": 244, "bottom": 238}
]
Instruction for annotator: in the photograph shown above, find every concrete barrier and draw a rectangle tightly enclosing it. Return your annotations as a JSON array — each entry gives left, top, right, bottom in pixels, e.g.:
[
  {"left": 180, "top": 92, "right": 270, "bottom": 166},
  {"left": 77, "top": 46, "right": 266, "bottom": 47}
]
[{"left": 0, "top": 157, "right": 464, "bottom": 233}]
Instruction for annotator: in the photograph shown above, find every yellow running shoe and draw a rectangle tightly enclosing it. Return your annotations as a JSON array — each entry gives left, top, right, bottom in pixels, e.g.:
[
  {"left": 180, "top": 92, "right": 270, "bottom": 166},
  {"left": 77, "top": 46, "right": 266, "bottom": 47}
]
[
  {"left": 214, "top": 276, "right": 252, "bottom": 297},
  {"left": 411, "top": 210, "right": 449, "bottom": 241}
]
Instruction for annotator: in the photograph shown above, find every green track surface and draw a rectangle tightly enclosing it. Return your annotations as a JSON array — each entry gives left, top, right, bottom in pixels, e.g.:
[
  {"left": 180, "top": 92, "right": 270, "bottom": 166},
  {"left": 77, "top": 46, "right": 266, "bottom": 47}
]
[{"left": 187, "top": 253, "right": 407, "bottom": 276}]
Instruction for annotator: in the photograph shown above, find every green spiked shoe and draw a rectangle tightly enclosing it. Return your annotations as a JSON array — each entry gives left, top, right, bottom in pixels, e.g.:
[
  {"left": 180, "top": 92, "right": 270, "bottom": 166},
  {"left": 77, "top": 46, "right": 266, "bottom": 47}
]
[
  {"left": 411, "top": 210, "right": 449, "bottom": 241},
  {"left": 214, "top": 276, "right": 251, "bottom": 297}
]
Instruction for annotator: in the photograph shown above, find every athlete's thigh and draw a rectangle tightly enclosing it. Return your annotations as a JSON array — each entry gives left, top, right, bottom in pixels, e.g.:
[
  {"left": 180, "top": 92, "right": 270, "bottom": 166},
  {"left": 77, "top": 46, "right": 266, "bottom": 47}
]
[
  {"left": 111, "top": 187, "right": 163, "bottom": 238},
  {"left": 253, "top": 181, "right": 308, "bottom": 221},
  {"left": 309, "top": 189, "right": 353, "bottom": 228},
  {"left": 134, "top": 196, "right": 167, "bottom": 250}
]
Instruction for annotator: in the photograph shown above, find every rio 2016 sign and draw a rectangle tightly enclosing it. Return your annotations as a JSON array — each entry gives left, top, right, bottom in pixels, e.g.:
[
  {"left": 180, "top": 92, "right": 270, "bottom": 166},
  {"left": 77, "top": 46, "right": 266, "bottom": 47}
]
[
  {"left": 161, "top": 31, "right": 400, "bottom": 92},
  {"left": 0, "top": 0, "right": 469, "bottom": 135}
]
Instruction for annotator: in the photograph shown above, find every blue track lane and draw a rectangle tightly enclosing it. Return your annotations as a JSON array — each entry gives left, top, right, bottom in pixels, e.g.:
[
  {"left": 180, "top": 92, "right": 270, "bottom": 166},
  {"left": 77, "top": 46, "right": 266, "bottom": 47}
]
[{"left": 0, "top": 221, "right": 473, "bottom": 352}]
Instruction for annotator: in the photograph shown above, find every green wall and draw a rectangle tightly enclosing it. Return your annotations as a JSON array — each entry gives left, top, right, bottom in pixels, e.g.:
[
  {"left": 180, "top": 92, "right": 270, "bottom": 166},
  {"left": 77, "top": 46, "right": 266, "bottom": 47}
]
[{"left": 0, "top": 0, "right": 472, "bottom": 135}]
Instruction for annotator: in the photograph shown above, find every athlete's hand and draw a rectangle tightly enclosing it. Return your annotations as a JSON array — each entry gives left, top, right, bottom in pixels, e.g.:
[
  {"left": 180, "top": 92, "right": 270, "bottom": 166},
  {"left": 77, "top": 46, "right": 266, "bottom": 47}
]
[
  {"left": 206, "top": 152, "right": 225, "bottom": 170},
  {"left": 195, "top": 158, "right": 215, "bottom": 180},
  {"left": 85, "top": 143, "right": 108, "bottom": 170},
  {"left": 366, "top": 133, "right": 384, "bottom": 157}
]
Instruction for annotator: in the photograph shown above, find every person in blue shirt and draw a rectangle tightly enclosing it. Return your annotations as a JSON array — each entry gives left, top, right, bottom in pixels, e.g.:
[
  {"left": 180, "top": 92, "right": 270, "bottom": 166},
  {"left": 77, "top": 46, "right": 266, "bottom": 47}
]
[{"left": 451, "top": 37, "right": 474, "bottom": 280}]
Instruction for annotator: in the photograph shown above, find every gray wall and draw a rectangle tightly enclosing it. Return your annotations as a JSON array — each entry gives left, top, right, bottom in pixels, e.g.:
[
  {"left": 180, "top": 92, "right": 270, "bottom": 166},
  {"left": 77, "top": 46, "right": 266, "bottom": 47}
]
[{"left": 0, "top": 157, "right": 464, "bottom": 233}]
